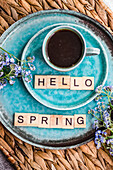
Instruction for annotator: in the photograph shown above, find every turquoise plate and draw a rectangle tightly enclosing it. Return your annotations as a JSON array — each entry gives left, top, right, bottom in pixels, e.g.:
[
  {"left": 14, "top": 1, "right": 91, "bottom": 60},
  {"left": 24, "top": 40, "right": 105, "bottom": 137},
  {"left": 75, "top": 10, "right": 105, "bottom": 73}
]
[
  {"left": 0, "top": 10, "right": 113, "bottom": 149},
  {"left": 22, "top": 23, "right": 108, "bottom": 110}
]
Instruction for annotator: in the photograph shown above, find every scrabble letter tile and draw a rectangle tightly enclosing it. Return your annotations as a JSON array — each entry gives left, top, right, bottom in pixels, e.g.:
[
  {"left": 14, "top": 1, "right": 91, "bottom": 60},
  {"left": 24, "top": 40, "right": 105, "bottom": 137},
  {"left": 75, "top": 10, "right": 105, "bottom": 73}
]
[
  {"left": 50, "top": 115, "right": 63, "bottom": 128},
  {"left": 34, "top": 75, "right": 47, "bottom": 89},
  {"left": 70, "top": 77, "right": 83, "bottom": 90},
  {"left": 14, "top": 113, "right": 27, "bottom": 126},
  {"left": 58, "top": 76, "right": 70, "bottom": 89},
  {"left": 74, "top": 114, "right": 86, "bottom": 128},
  {"left": 47, "top": 76, "right": 59, "bottom": 89},
  {"left": 27, "top": 114, "right": 39, "bottom": 126},
  {"left": 62, "top": 116, "right": 74, "bottom": 129},
  {"left": 38, "top": 114, "right": 50, "bottom": 128},
  {"left": 82, "top": 77, "right": 94, "bottom": 90}
]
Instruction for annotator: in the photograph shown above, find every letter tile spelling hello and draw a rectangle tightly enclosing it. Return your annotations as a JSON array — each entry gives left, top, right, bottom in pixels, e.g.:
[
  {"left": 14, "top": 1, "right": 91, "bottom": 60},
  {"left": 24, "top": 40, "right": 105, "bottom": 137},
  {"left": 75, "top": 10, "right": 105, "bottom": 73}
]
[
  {"left": 34, "top": 75, "right": 94, "bottom": 90},
  {"left": 35, "top": 75, "right": 47, "bottom": 89},
  {"left": 58, "top": 76, "right": 70, "bottom": 89},
  {"left": 70, "top": 77, "right": 83, "bottom": 90},
  {"left": 46, "top": 76, "right": 59, "bottom": 89},
  {"left": 82, "top": 77, "right": 94, "bottom": 90}
]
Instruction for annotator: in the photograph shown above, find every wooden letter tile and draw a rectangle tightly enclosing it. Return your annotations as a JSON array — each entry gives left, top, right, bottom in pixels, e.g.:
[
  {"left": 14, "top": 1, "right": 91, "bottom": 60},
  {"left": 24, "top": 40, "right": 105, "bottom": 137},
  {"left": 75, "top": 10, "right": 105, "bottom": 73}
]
[
  {"left": 47, "top": 76, "right": 59, "bottom": 89},
  {"left": 34, "top": 75, "right": 47, "bottom": 89},
  {"left": 74, "top": 114, "right": 86, "bottom": 128},
  {"left": 62, "top": 116, "right": 74, "bottom": 129},
  {"left": 38, "top": 114, "right": 50, "bottom": 128},
  {"left": 82, "top": 77, "right": 94, "bottom": 90},
  {"left": 50, "top": 115, "right": 63, "bottom": 128},
  {"left": 14, "top": 113, "right": 27, "bottom": 126},
  {"left": 27, "top": 114, "right": 39, "bottom": 126},
  {"left": 58, "top": 76, "right": 70, "bottom": 89},
  {"left": 70, "top": 77, "right": 83, "bottom": 90}
]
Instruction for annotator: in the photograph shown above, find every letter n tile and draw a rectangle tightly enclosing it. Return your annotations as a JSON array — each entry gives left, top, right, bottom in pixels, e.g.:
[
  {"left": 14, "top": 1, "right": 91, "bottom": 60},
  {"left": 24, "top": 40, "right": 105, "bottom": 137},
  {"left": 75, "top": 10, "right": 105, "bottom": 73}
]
[{"left": 62, "top": 116, "right": 74, "bottom": 129}]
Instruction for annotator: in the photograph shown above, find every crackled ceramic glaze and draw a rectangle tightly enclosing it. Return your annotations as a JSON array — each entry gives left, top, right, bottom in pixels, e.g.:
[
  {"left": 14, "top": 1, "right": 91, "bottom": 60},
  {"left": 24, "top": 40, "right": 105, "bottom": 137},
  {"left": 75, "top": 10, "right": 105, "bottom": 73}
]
[{"left": 22, "top": 23, "right": 108, "bottom": 110}]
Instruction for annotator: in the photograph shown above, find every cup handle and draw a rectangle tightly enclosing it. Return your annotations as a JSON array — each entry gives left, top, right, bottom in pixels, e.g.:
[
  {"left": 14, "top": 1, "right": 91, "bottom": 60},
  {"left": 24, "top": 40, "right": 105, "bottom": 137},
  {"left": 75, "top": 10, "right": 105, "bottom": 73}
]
[{"left": 86, "top": 47, "right": 100, "bottom": 56}]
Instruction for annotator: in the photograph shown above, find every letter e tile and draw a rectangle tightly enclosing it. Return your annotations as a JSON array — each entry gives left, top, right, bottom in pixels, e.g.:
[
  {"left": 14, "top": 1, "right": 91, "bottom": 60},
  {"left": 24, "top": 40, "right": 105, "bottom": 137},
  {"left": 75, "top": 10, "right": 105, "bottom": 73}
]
[{"left": 47, "top": 76, "right": 59, "bottom": 89}]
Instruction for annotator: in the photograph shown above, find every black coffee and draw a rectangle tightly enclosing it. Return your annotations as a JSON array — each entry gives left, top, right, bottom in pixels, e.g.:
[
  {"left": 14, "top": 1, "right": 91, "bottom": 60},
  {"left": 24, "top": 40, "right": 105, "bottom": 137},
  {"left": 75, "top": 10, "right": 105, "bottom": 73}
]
[{"left": 46, "top": 29, "right": 83, "bottom": 68}]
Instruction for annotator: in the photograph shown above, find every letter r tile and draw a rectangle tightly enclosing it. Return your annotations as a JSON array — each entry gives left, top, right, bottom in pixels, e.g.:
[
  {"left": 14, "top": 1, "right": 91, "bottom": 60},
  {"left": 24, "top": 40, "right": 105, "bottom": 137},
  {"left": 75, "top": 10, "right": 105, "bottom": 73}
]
[{"left": 38, "top": 114, "right": 50, "bottom": 128}]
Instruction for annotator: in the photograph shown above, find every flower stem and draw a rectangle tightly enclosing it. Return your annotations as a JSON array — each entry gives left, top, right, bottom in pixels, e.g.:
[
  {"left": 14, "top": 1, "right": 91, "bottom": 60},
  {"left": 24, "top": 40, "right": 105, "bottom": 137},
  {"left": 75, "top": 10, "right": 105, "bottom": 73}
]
[
  {"left": 107, "top": 127, "right": 113, "bottom": 133},
  {"left": 0, "top": 47, "right": 21, "bottom": 62},
  {"left": 102, "top": 143, "right": 113, "bottom": 160},
  {"left": 0, "top": 70, "right": 13, "bottom": 79},
  {"left": 90, "top": 111, "right": 103, "bottom": 122},
  {"left": 0, "top": 47, "right": 29, "bottom": 63}
]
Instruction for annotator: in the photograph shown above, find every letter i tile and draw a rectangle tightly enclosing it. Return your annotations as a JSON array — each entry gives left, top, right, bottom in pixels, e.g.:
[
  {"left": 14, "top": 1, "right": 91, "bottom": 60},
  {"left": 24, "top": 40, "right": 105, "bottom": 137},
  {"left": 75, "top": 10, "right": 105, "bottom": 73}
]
[{"left": 50, "top": 115, "right": 63, "bottom": 128}]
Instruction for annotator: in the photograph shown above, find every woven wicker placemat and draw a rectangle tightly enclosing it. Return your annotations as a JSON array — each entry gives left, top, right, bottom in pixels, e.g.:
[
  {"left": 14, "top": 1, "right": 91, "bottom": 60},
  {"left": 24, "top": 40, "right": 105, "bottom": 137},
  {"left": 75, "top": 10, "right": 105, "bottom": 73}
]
[{"left": 0, "top": 0, "right": 113, "bottom": 169}]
